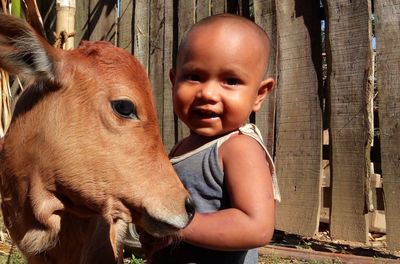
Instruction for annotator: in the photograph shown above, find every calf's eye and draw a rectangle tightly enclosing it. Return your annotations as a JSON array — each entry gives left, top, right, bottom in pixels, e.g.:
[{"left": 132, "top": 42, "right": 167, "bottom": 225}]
[{"left": 111, "top": 100, "right": 138, "bottom": 120}]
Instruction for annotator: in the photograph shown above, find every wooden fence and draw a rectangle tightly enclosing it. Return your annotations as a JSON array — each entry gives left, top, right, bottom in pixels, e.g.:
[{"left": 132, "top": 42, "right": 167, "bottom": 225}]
[{"left": 35, "top": 0, "right": 399, "bottom": 251}]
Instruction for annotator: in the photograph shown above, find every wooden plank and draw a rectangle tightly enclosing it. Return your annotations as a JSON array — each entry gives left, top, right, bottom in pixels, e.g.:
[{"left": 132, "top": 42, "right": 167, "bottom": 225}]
[
  {"left": 253, "top": 0, "right": 277, "bottom": 154},
  {"left": 162, "top": 0, "right": 175, "bottom": 151},
  {"left": 274, "top": 0, "right": 323, "bottom": 237},
  {"left": 196, "top": 0, "right": 210, "bottom": 21},
  {"left": 149, "top": 0, "right": 164, "bottom": 124},
  {"left": 211, "top": 0, "right": 226, "bottom": 15},
  {"left": 375, "top": 0, "right": 400, "bottom": 251},
  {"left": 134, "top": 0, "right": 150, "bottom": 71},
  {"left": 74, "top": 0, "right": 89, "bottom": 45},
  {"left": 88, "top": 0, "right": 117, "bottom": 42},
  {"left": 118, "top": 0, "right": 134, "bottom": 52},
  {"left": 149, "top": 0, "right": 170, "bottom": 148},
  {"left": 325, "top": 0, "right": 372, "bottom": 243},
  {"left": 176, "top": 0, "right": 195, "bottom": 141}
]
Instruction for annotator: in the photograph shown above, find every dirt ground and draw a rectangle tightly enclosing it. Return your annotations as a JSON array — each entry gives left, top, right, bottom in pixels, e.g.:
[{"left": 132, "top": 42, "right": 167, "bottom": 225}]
[
  {"left": 121, "top": 228, "right": 400, "bottom": 263},
  {"left": 1, "top": 224, "right": 399, "bottom": 263},
  {"left": 268, "top": 229, "right": 400, "bottom": 262}
]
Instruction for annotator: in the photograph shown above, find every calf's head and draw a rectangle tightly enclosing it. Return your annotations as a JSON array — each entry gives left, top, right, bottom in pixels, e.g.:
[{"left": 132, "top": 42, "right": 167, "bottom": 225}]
[{"left": 0, "top": 14, "right": 194, "bottom": 258}]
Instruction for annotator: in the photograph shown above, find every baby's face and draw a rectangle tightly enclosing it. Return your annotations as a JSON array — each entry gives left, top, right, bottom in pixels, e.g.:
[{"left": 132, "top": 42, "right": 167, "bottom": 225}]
[{"left": 171, "top": 22, "right": 269, "bottom": 137}]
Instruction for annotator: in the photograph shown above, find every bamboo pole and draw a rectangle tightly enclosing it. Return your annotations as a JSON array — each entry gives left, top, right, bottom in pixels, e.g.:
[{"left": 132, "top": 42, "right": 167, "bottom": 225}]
[
  {"left": 55, "top": 0, "right": 76, "bottom": 49},
  {"left": 0, "top": 70, "right": 11, "bottom": 138},
  {"left": 1, "top": 0, "right": 7, "bottom": 13}
]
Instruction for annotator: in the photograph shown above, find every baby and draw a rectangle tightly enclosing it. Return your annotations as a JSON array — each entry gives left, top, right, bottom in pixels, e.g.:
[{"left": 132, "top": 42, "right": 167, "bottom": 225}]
[{"left": 140, "top": 13, "right": 280, "bottom": 264}]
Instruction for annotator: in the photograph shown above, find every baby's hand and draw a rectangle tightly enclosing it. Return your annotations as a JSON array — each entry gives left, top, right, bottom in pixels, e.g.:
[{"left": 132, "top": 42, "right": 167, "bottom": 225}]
[{"left": 137, "top": 227, "right": 175, "bottom": 262}]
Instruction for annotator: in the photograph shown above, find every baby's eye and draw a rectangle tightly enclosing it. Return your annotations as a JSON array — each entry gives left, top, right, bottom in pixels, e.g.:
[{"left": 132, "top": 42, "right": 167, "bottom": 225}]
[
  {"left": 185, "top": 74, "right": 201, "bottom": 82},
  {"left": 224, "top": 78, "right": 240, "bottom": 86}
]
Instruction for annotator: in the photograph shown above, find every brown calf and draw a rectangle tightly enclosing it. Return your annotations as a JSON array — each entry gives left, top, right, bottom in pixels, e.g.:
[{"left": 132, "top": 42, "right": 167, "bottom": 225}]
[{"left": 0, "top": 14, "right": 194, "bottom": 264}]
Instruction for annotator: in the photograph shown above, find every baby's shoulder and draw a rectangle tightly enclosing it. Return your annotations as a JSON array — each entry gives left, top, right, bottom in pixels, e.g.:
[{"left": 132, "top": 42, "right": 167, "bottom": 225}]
[{"left": 219, "top": 133, "right": 266, "bottom": 159}]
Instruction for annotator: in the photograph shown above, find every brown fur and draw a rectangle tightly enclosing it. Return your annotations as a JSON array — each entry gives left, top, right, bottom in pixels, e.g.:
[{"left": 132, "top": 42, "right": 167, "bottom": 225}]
[{"left": 0, "top": 14, "right": 193, "bottom": 263}]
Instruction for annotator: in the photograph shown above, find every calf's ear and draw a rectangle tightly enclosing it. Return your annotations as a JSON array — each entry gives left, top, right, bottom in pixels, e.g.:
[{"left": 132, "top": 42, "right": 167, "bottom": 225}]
[{"left": 0, "top": 14, "right": 57, "bottom": 82}]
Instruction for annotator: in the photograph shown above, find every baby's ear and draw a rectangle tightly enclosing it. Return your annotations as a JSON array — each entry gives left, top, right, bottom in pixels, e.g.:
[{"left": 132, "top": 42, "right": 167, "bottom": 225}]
[{"left": 253, "top": 78, "right": 275, "bottom": 112}]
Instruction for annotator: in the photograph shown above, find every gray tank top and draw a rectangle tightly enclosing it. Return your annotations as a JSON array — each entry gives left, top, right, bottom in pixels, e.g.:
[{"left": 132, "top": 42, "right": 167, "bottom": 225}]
[{"left": 152, "top": 124, "right": 280, "bottom": 264}]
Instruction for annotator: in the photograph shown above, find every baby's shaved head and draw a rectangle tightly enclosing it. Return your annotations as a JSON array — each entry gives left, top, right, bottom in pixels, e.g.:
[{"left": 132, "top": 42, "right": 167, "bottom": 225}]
[
  {"left": 176, "top": 14, "right": 271, "bottom": 77},
  {"left": 170, "top": 13, "right": 276, "bottom": 137}
]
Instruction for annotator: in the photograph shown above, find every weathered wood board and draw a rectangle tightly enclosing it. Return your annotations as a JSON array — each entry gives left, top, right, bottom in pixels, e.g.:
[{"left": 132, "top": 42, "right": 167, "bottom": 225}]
[
  {"left": 133, "top": 0, "right": 150, "bottom": 71},
  {"left": 274, "top": 0, "right": 323, "bottom": 237},
  {"left": 325, "top": 0, "right": 372, "bottom": 243},
  {"left": 118, "top": 0, "right": 134, "bottom": 52},
  {"left": 375, "top": 0, "right": 400, "bottom": 251},
  {"left": 88, "top": 0, "right": 117, "bottom": 42},
  {"left": 253, "top": 0, "right": 277, "bottom": 155}
]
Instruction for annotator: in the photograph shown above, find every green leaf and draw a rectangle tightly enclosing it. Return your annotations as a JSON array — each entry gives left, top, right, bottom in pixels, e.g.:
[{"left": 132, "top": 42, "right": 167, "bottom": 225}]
[{"left": 11, "top": 0, "right": 21, "bottom": 18}]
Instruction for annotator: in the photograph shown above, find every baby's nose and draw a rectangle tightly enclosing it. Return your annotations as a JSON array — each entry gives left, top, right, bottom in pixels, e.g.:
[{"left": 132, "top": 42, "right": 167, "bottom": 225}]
[{"left": 197, "top": 82, "right": 219, "bottom": 101}]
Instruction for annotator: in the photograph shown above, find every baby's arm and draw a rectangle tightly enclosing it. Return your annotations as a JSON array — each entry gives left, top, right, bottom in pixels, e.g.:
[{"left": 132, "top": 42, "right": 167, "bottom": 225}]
[{"left": 180, "top": 134, "right": 276, "bottom": 251}]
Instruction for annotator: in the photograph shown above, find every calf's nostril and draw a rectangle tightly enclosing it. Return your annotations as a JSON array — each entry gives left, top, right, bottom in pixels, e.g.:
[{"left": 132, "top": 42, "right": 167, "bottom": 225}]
[{"left": 185, "top": 197, "right": 196, "bottom": 222}]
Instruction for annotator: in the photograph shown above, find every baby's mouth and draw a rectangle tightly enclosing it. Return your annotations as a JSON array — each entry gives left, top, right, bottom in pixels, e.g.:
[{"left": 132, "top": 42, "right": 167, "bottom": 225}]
[{"left": 193, "top": 109, "right": 220, "bottom": 119}]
